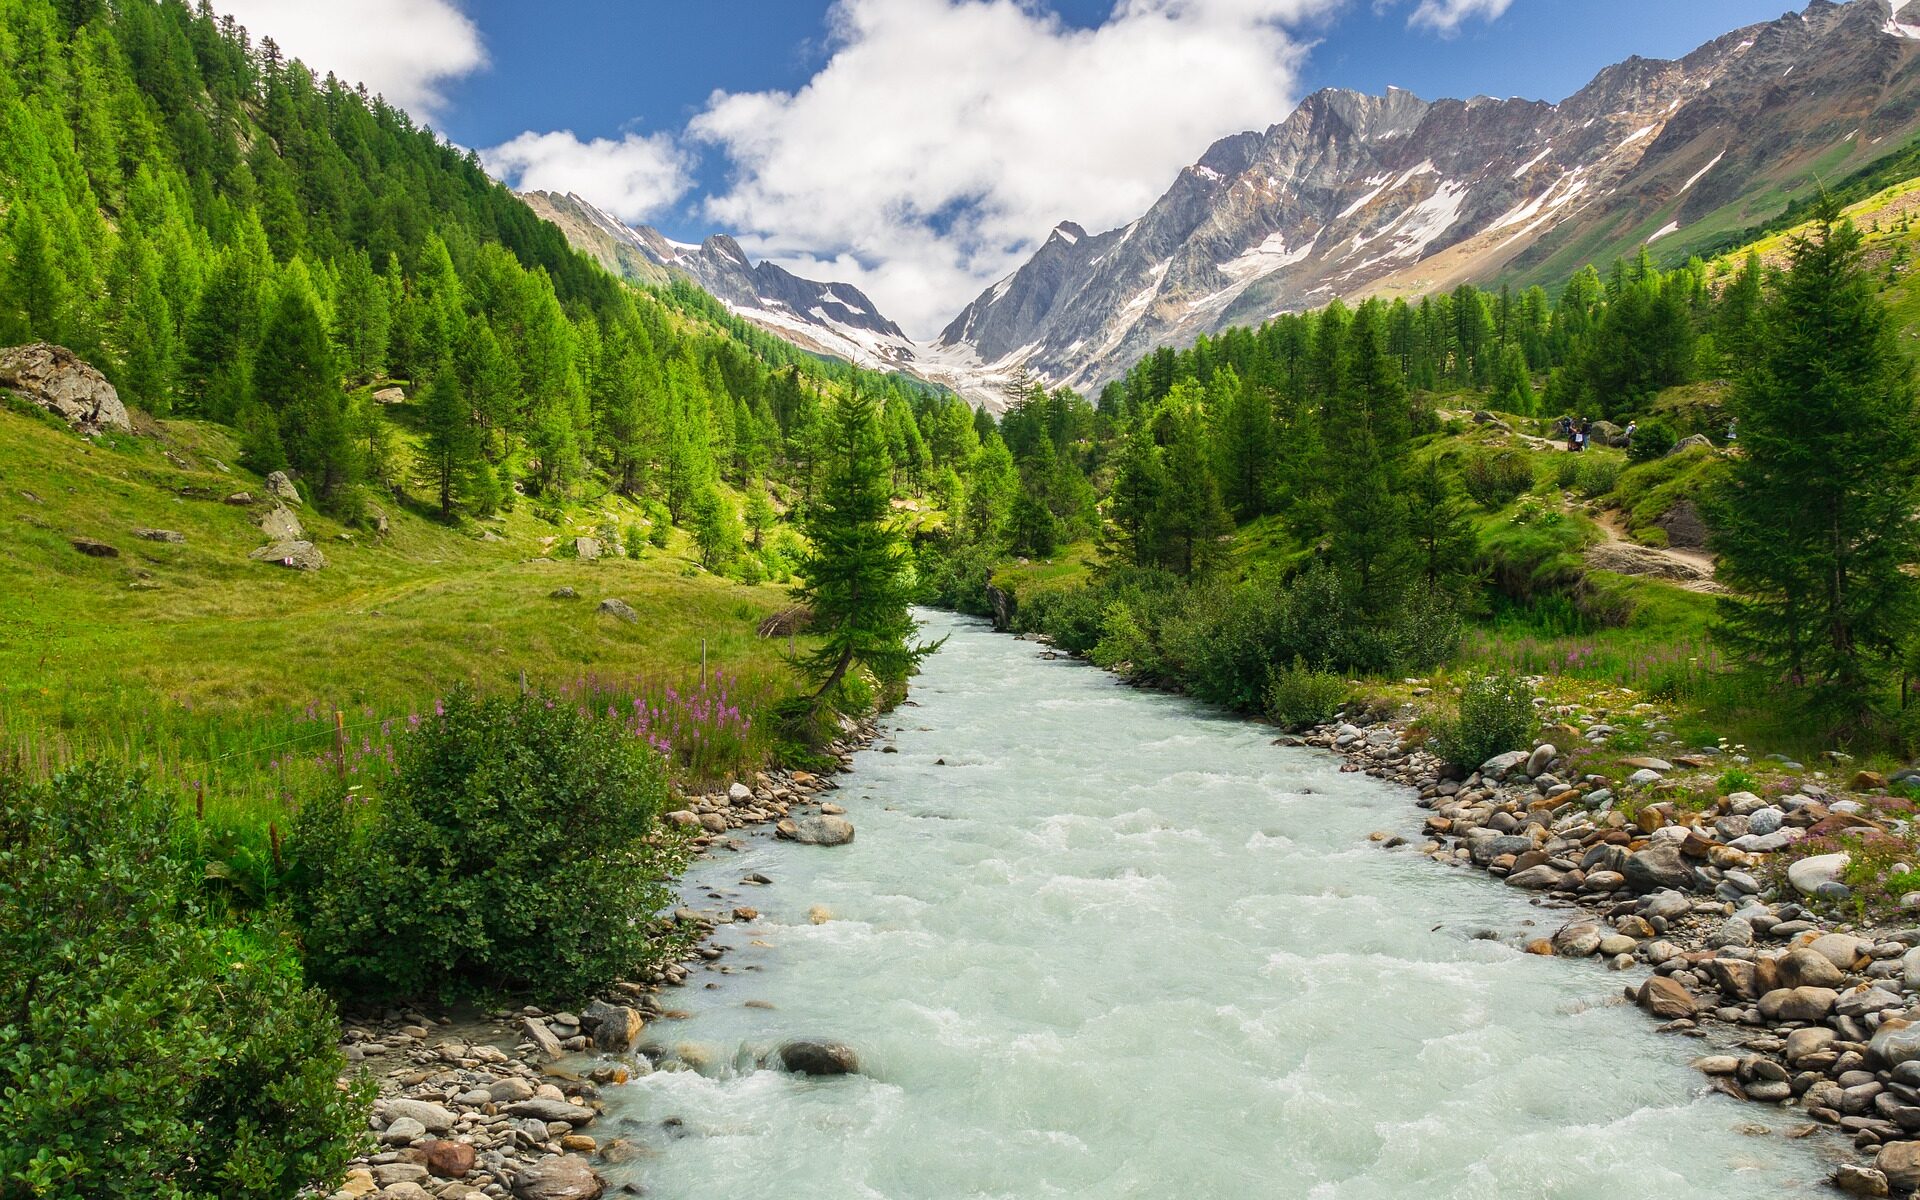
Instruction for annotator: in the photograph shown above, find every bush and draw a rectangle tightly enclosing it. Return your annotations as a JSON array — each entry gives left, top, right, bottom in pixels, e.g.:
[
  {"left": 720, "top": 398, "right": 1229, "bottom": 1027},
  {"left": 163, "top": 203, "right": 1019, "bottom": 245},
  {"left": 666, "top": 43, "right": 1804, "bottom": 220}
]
[
  {"left": 1461, "top": 449, "right": 1536, "bottom": 509},
  {"left": 1574, "top": 454, "right": 1622, "bottom": 497},
  {"left": 1267, "top": 659, "right": 1348, "bottom": 731},
  {"left": 0, "top": 765, "right": 368, "bottom": 1197},
  {"left": 1426, "top": 672, "right": 1539, "bottom": 770},
  {"left": 290, "top": 688, "right": 675, "bottom": 1000},
  {"left": 1628, "top": 419, "right": 1678, "bottom": 463}
]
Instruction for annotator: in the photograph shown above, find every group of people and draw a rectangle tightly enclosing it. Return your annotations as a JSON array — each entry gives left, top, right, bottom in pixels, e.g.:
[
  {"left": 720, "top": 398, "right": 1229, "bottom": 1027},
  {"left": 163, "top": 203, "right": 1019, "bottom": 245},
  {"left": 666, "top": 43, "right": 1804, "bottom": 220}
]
[{"left": 1554, "top": 414, "right": 1633, "bottom": 452}]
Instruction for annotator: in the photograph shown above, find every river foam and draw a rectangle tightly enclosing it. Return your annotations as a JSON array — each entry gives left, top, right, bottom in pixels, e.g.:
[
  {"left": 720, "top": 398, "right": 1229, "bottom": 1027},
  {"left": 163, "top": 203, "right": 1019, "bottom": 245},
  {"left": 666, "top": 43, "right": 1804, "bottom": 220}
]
[{"left": 600, "top": 610, "right": 1829, "bottom": 1198}]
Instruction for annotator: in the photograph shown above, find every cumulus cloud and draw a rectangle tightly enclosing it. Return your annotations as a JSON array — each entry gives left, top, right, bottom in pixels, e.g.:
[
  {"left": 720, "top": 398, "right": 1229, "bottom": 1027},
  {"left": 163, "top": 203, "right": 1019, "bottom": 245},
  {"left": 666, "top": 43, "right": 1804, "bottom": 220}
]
[
  {"left": 480, "top": 131, "right": 693, "bottom": 223},
  {"left": 1407, "top": 0, "right": 1515, "bottom": 35},
  {"left": 685, "top": 0, "right": 1344, "bottom": 338},
  {"left": 211, "top": 0, "right": 486, "bottom": 117}
]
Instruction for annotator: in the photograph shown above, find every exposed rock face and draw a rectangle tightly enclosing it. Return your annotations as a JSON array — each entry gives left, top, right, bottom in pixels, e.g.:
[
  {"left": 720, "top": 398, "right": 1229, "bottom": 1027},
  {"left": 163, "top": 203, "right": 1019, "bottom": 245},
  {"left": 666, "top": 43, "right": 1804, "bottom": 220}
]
[
  {"left": 523, "top": 190, "right": 923, "bottom": 381},
  {"left": 259, "top": 506, "right": 304, "bottom": 541},
  {"left": 933, "top": 0, "right": 1920, "bottom": 395},
  {"left": 0, "top": 343, "right": 130, "bottom": 434}
]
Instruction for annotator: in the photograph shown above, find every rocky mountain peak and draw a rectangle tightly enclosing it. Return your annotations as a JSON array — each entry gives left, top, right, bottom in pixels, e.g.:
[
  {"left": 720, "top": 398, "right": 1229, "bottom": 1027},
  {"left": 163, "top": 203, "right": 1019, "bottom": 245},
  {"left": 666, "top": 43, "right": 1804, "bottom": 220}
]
[{"left": 933, "top": 0, "right": 1920, "bottom": 397}]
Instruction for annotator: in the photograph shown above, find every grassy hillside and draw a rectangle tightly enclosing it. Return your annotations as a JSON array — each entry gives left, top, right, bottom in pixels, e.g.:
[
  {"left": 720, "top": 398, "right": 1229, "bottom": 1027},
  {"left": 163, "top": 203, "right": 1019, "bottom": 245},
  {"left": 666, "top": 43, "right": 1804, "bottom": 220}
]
[{"left": 0, "top": 399, "right": 797, "bottom": 827}]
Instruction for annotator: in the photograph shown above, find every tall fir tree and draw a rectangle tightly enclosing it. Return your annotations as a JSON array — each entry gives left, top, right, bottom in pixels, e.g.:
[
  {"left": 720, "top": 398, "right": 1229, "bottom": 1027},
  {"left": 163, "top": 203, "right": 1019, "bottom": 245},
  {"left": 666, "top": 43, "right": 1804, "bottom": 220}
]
[
  {"left": 1705, "top": 210, "right": 1920, "bottom": 734},
  {"left": 792, "top": 391, "right": 935, "bottom": 708}
]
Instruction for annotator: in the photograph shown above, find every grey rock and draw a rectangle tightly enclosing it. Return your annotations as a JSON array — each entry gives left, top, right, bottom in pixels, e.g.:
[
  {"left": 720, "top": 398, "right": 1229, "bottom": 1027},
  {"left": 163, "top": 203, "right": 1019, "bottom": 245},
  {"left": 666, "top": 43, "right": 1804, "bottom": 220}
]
[
  {"left": 505, "top": 1097, "right": 597, "bottom": 1125},
  {"left": 263, "top": 470, "right": 301, "bottom": 505},
  {"left": 778, "top": 1039, "right": 860, "bottom": 1076},
  {"left": 381, "top": 1116, "right": 427, "bottom": 1145},
  {"left": 248, "top": 539, "right": 325, "bottom": 571},
  {"left": 1524, "top": 744, "right": 1557, "bottom": 777},
  {"left": 511, "top": 1155, "right": 604, "bottom": 1200},
  {"left": 1479, "top": 750, "right": 1528, "bottom": 780},
  {"left": 1747, "top": 807, "right": 1784, "bottom": 836},
  {"left": 1872, "top": 1023, "right": 1920, "bottom": 1069},
  {"left": 777, "top": 814, "right": 855, "bottom": 846},
  {"left": 1788, "top": 852, "right": 1850, "bottom": 897},
  {"left": 258, "top": 505, "right": 304, "bottom": 541},
  {"left": 521, "top": 1015, "right": 565, "bottom": 1060},
  {"left": 597, "top": 598, "right": 638, "bottom": 623},
  {"left": 1623, "top": 845, "right": 1695, "bottom": 894},
  {"left": 379, "top": 1099, "right": 454, "bottom": 1133},
  {"left": 133, "top": 527, "right": 185, "bottom": 543},
  {"left": 574, "top": 536, "right": 601, "bottom": 561}
]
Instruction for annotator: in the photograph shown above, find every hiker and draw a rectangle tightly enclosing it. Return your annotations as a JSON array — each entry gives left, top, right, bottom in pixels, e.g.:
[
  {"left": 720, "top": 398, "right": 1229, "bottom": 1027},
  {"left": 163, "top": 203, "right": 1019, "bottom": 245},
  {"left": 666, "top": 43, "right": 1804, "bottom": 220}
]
[
  {"left": 1726, "top": 417, "right": 1738, "bottom": 444},
  {"left": 1624, "top": 419, "right": 1638, "bottom": 449}
]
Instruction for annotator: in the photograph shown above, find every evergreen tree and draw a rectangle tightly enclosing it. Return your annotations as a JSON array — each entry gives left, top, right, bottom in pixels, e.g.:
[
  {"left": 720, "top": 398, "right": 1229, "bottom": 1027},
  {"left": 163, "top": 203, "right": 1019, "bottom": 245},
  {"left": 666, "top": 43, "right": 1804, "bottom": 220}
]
[
  {"left": 1209, "top": 366, "right": 1271, "bottom": 519},
  {"left": 1706, "top": 210, "right": 1920, "bottom": 734},
  {"left": 1105, "top": 419, "right": 1164, "bottom": 568},
  {"left": 791, "top": 392, "right": 935, "bottom": 708},
  {"left": 1323, "top": 303, "right": 1413, "bottom": 616},
  {"left": 416, "top": 372, "right": 480, "bottom": 518},
  {"left": 743, "top": 479, "right": 776, "bottom": 551},
  {"left": 0, "top": 203, "right": 69, "bottom": 343}
]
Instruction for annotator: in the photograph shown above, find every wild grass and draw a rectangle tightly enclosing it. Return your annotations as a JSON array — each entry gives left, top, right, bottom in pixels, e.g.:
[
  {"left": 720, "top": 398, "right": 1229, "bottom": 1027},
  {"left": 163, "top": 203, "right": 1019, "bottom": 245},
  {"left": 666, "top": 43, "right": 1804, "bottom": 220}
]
[{"left": 0, "top": 408, "right": 800, "bottom": 843}]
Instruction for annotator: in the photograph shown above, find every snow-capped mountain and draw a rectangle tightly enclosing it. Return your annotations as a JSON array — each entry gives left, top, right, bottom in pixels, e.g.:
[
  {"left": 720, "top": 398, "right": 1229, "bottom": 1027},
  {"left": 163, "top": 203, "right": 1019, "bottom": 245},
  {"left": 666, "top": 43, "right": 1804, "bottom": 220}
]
[
  {"left": 936, "top": 0, "right": 1920, "bottom": 396},
  {"left": 521, "top": 190, "right": 928, "bottom": 382}
]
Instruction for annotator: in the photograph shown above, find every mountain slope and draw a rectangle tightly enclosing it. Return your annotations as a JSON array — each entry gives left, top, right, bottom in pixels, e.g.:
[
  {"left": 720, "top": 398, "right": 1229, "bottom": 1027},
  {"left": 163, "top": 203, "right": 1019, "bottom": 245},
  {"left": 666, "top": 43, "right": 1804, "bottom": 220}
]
[
  {"left": 936, "top": 0, "right": 1920, "bottom": 395},
  {"left": 524, "top": 191, "right": 929, "bottom": 376}
]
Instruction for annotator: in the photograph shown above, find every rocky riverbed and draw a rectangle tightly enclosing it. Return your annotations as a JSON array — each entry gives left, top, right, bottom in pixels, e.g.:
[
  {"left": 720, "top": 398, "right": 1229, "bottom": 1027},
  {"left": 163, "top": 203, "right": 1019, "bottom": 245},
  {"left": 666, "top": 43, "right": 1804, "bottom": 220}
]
[
  {"left": 323, "top": 715, "right": 877, "bottom": 1200},
  {"left": 1302, "top": 706, "right": 1920, "bottom": 1197}
]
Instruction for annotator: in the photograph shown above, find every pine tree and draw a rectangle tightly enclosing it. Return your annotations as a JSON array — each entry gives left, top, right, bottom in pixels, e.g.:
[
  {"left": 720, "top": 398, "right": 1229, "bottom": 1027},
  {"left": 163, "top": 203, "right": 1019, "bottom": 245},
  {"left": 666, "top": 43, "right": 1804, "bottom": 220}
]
[
  {"left": 791, "top": 391, "right": 935, "bottom": 708},
  {"left": 1705, "top": 209, "right": 1920, "bottom": 735},
  {"left": 1210, "top": 366, "right": 1271, "bottom": 519},
  {"left": 1105, "top": 419, "right": 1164, "bottom": 568}
]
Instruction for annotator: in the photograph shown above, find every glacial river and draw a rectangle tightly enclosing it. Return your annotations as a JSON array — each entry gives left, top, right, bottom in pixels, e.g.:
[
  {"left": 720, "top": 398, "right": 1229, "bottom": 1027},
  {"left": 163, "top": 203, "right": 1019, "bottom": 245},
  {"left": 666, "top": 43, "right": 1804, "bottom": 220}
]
[{"left": 599, "top": 609, "right": 1828, "bottom": 1198}]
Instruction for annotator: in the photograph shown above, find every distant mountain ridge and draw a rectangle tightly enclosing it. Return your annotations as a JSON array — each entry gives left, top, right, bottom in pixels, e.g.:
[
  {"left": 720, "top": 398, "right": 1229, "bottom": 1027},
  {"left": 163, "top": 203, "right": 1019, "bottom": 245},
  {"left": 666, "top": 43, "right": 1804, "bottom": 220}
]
[
  {"left": 522, "top": 191, "right": 924, "bottom": 370},
  {"left": 934, "top": 0, "right": 1920, "bottom": 395}
]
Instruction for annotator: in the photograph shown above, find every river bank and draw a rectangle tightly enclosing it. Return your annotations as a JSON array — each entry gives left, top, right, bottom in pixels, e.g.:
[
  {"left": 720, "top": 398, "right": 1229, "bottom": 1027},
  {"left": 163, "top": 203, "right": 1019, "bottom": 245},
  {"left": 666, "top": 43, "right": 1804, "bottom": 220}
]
[
  {"left": 1291, "top": 690, "right": 1920, "bottom": 1197},
  {"left": 321, "top": 715, "right": 878, "bottom": 1200}
]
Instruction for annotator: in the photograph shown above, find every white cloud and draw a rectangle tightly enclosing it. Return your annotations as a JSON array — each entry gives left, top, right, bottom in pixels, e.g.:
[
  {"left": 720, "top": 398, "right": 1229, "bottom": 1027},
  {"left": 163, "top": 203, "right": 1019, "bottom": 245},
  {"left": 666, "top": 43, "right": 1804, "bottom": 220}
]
[
  {"left": 211, "top": 0, "right": 486, "bottom": 117},
  {"left": 1407, "top": 0, "right": 1515, "bottom": 35},
  {"left": 480, "top": 131, "right": 693, "bottom": 224},
  {"left": 683, "top": 0, "right": 1343, "bottom": 339}
]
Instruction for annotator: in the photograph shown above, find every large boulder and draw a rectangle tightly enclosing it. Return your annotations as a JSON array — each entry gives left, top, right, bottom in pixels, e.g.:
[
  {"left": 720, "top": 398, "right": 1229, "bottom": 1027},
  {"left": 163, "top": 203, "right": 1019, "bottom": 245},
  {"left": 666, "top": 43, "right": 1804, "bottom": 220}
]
[
  {"left": 0, "top": 343, "right": 130, "bottom": 434},
  {"left": 597, "top": 598, "right": 638, "bottom": 623},
  {"left": 1878, "top": 1142, "right": 1920, "bottom": 1192},
  {"left": 1622, "top": 844, "right": 1695, "bottom": 894},
  {"left": 258, "top": 505, "right": 304, "bottom": 541},
  {"left": 1636, "top": 976, "right": 1697, "bottom": 1019},
  {"left": 778, "top": 1039, "right": 860, "bottom": 1076},
  {"left": 1757, "top": 986, "right": 1839, "bottom": 1022},
  {"left": 1788, "top": 853, "right": 1851, "bottom": 897},
  {"left": 1668, "top": 433, "right": 1713, "bottom": 456},
  {"left": 378, "top": 1098, "right": 454, "bottom": 1134},
  {"left": 504, "top": 1097, "right": 597, "bottom": 1125},
  {"left": 511, "top": 1156, "right": 603, "bottom": 1200},
  {"left": 248, "top": 540, "right": 325, "bottom": 571},
  {"left": 777, "top": 814, "right": 855, "bottom": 846}
]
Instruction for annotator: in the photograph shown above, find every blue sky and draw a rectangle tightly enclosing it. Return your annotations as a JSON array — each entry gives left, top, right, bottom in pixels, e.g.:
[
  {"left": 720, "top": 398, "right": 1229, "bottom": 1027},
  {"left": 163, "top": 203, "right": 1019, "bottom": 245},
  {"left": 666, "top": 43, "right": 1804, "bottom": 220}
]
[{"left": 216, "top": 0, "right": 1802, "bottom": 335}]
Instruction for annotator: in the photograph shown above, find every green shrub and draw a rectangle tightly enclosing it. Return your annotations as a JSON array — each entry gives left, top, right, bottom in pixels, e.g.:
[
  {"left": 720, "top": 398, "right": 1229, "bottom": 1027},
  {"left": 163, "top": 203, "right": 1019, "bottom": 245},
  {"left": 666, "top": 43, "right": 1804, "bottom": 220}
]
[
  {"left": 1717, "top": 767, "right": 1758, "bottom": 795},
  {"left": 0, "top": 765, "right": 368, "bottom": 1198},
  {"left": 1553, "top": 454, "right": 1581, "bottom": 490},
  {"left": 1426, "top": 672, "right": 1539, "bottom": 770},
  {"left": 1461, "top": 449, "right": 1536, "bottom": 509},
  {"left": 625, "top": 522, "right": 646, "bottom": 559},
  {"left": 1267, "top": 659, "right": 1348, "bottom": 731},
  {"left": 1627, "top": 419, "right": 1678, "bottom": 463},
  {"left": 290, "top": 689, "right": 675, "bottom": 1000},
  {"left": 1575, "top": 455, "right": 1622, "bottom": 497}
]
